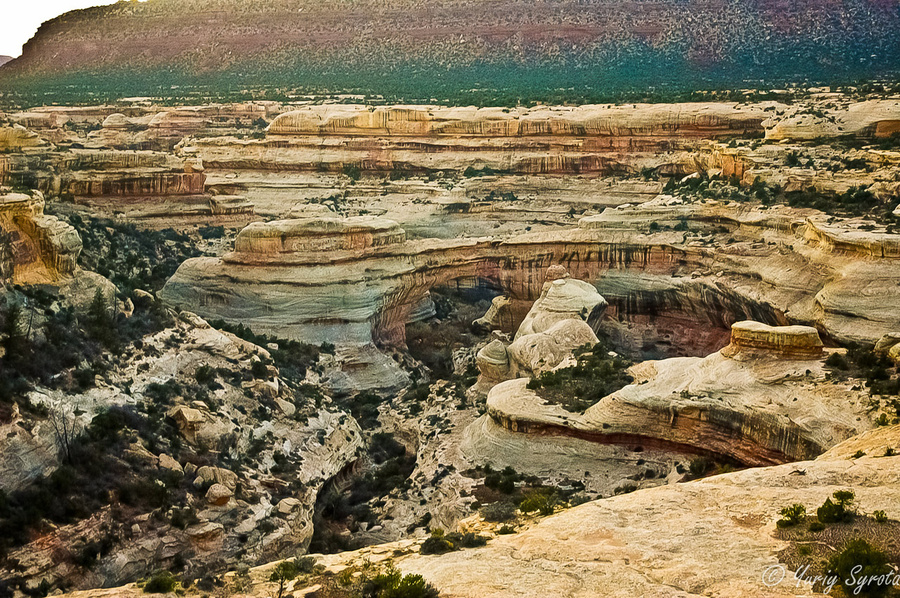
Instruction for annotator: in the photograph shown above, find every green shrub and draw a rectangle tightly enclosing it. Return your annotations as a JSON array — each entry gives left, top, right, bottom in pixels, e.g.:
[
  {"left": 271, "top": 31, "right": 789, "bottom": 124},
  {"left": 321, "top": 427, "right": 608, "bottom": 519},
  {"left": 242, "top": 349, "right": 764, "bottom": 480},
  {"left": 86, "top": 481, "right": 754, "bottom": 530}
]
[
  {"left": 451, "top": 532, "right": 488, "bottom": 548},
  {"left": 827, "top": 539, "right": 893, "bottom": 597},
  {"left": 419, "top": 534, "right": 454, "bottom": 555},
  {"left": 776, "top": 503, "right": 806, "bottom": 528},
  {"left": 194, "top": 364, "right": 217, "bottom": 387},
  {"left": 518, "top": 489, "right": 557, "bottom": 515},
  {"left": 270, "top": 560, "right": 301, "bottom": 598},
  {"left": 817, "top": 490, "right": 855, "bottom": 524},
  {"left": 688, "top": 457, "right": 713, "bottom": 478},
  {"left": 143, "top": 571, "right": 179, "bottom": 594},
  {"left": 364, "top": 565, "right": 440, "bottom": 598},
  {"left": 808, "top": 520, "right": 825, "bottom": 532},
  {"left": 419, "top": 530, "right": 487, "bottom": 555},
  {"left": 825, "top": 352, "right": 849, "bottom": 370},
  {"left": 343, "top": 164, "right": 361, "bottom": 181},
  {"left": 873, "top": 510, "right": 888, "bottom": 523}
]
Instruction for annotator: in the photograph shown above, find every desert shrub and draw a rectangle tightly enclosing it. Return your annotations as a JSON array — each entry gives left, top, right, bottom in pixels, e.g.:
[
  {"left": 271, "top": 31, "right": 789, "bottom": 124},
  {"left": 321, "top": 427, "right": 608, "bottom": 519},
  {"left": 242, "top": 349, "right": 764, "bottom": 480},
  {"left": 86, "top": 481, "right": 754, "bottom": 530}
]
[
  {"left": 808, "top": 520, "right": 825, "bottom": 532},
  {"left": 294, "top": 556, "right": 318, "bottom": 574},
  {"left": 343, "top": 164, "right": 361, "bottom": 181},
  {"left": 614, "top": 483, "right": 638, "bottom": 495},
  {"left": 194, "top": 364, "right": 217, "bottom": 387},
  {"left": 170, "top": 507, "right": 199, "bottom": 530},
  {"left": 827, "top": 539, "right": 893, "bottom": 597},
  {"left": 251, "top": 359, "right": 270, "bottom": 379},
  {"left": 462, "top": 166, "right": 500, "bottom": 178},
  {"left": 480, "top": 501, "right": 517, "bottom": 522},
  {"left": 207, "top": 319, "right": 323, "bottom": 384},
  {"left": 270, "top": 560, "right": 300, "bottom": 598},
  {"left": 419, "top": 533, "right": 454, "bottom": 555},
  {"left": 449, "top": 532, "right": 488, "bottom": 548},
  {"left": 776, "top": 504, "right": 806, "bottom": 528},
  {"left": 483, "top": 466, "right": 521, "bottom": 495},
  {"left": 419, "top": 530, "right": 486, "bottom": 555},
  {"left": 143, "top": 571, "right": 179, "bottom": 594},
  {"left": 817, "top": 490, "right": 855, "bottom": 524},
  {"left": 688, "top": 457, "right": 712, "bottom": 478},
  {"left": 825, "top": 352, "right": 849, "bottom": 370},
  {"left": 363, "top": 565, "right": 440, "bottom": 598},
  {"left": 518, "top": 489, "right": 557, "bottom": 516},
  {"left": 873, "top": 510, "right": 888, "bottom": 523},
  {"left": 198, "top": 225, "right": 225, "bottom": 239}
]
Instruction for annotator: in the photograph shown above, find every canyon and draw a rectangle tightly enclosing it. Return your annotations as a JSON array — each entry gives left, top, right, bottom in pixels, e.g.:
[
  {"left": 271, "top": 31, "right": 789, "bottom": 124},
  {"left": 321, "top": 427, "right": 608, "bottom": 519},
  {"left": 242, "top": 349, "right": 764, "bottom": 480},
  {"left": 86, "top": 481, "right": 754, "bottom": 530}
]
[{"left": 2, "top": 89, "right": 900, "bottom": 598}]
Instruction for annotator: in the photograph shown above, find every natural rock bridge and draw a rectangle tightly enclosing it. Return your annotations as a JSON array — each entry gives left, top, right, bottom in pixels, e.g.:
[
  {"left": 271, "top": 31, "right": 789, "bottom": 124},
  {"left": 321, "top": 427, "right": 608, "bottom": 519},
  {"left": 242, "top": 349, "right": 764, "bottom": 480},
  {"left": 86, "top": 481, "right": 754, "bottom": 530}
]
[{"left": 161, "top": 209, "right": 900, "bottom": 392}]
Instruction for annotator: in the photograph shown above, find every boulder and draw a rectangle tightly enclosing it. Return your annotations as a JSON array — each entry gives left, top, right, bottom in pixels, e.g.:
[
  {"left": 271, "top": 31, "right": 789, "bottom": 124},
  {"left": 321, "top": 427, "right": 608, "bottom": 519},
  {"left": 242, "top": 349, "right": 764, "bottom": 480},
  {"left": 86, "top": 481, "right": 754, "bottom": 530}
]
[
  {"left": 507, "top": 319, "right": 598, "bottom": 377},
  {"left": 205, "top": 483, "right": 233, "bottom": 506},
  {"left": 157, "top": 453, "right": 183, "bottom": 474},
  {"left": 194, "top": 466, "right": 239, "bottom": 490},
  {"left": 515, "top": 277, "right": 606, "bottom": 339},
  {"left": 276, "top": 498, "right": 301, "bottom": 515}
]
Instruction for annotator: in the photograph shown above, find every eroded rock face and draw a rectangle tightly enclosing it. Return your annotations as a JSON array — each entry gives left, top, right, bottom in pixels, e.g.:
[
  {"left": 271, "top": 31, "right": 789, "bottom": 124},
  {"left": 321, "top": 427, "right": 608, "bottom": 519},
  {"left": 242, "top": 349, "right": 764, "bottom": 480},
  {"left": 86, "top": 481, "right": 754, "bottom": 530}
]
[
  {"left": 473, "top": 321, "right": 869, "bottom": 467},
  {"left": 0, "top": 191, "right": 81, "bottom": 284},
  {"left": 514, "top": 278, "right": 607, "bottom": 339},
  {"left": 0, "top": 125, "right": 46, "bottom": 150},
  {"left": 721, "top": 321, "right": 824, "bottom": 359},
  {"left": 163, "top": 200, "right": 900, "bottom": 392},
  {"left": 409, "top": 426, "right": 900, "bottom": 598},
  {"left": 54, "top": 425, "right": 900, "bottom": 598},
  {"left": 0, "top": 315, "right": 365, "bottom": 593},
  {"left": 473, "top": 271, "right": 606, "bottom": 394},
  {"left": 233, "top": 216, "right": 406, "bottom": 255}
]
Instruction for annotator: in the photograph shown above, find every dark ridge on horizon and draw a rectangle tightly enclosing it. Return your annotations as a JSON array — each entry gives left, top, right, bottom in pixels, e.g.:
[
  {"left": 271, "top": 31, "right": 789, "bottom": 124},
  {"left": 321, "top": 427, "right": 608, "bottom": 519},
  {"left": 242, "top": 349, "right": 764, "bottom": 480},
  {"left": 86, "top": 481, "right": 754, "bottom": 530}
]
[{"left": 1, "top": 0, "right": 898, "bottom": 102}]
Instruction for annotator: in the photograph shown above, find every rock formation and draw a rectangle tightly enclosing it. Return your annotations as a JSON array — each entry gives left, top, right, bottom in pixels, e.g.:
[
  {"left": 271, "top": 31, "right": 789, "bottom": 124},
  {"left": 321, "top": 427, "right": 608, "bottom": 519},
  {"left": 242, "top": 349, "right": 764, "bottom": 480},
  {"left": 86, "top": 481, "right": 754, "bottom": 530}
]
[
  {"left": 0, "top": 190, "right": 81, "bottom": 284},
  {"left": 469, "top": 321, "right": 871, "bottom": 467},
  {"left": 53, "top": 424, "right": 900, "bottom": 598},
  {"left": 163, "top": 199, "right": 900, "bottom": 391},
  {"left": 472, "top": 267, "right": 607, "bottom": 394}
]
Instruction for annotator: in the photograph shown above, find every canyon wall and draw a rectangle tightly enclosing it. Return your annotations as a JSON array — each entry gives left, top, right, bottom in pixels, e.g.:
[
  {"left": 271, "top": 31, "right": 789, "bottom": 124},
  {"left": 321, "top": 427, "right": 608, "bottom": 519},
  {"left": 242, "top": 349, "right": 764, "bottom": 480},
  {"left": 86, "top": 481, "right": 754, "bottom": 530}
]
[
  {"left": 162, "top": 203, "right": 900, "bottom": 391},
  {"left": 0, "top": 191, "right": 81, "bottom": 284}
]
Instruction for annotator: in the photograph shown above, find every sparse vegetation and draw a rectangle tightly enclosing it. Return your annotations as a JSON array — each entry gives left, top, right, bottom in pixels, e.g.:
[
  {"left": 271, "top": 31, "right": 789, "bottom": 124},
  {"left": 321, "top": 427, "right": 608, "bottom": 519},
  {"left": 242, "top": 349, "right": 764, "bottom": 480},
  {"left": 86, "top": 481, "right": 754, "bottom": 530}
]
[
  {"left": 480, "top": 501, "right": 517, "bottom": 523},
  {"left": 526, "top": 340, "right": 633, "bottom": 412},
  {"left": 818, "top": 490, "right": 856, "bottom": 524},
  {"left": 777, "top": 504, "right": 807, "bottom": 528},
  {"left": 828, "top": 539, "right": 893, "bottom": 598}
]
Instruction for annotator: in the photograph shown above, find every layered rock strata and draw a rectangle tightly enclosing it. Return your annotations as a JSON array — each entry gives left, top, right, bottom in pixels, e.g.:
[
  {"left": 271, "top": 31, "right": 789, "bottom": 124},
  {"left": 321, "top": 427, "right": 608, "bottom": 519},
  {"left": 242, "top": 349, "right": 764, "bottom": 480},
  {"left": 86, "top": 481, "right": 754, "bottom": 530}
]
[
  {"left": 0, "top": 191, "right": 81, "bottom": 283},
  {"left": 183, "top": 103, "right": 769, "bottom": 176},
  {"left": 472, "top": 322, "right": 868, "bottom": 467},
  {"left": 162, "top": 202, "right": 900, "bottom": 390}
]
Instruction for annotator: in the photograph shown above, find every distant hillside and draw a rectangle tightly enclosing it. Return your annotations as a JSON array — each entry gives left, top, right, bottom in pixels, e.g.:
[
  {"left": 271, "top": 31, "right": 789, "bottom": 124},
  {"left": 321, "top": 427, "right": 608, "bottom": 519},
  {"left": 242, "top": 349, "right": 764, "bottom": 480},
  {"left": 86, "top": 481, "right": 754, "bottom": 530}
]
[{"left": 1, "top": 0, "right": 899, "bottom": 102}]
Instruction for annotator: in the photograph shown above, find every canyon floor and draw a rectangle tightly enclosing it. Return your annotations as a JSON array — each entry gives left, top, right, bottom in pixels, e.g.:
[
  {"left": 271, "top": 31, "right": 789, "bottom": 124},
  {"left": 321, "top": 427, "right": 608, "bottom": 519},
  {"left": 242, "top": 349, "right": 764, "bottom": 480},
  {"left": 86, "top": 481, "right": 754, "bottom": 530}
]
[{"left": 1, "top": 91, "right": 900, "bottom": 597}]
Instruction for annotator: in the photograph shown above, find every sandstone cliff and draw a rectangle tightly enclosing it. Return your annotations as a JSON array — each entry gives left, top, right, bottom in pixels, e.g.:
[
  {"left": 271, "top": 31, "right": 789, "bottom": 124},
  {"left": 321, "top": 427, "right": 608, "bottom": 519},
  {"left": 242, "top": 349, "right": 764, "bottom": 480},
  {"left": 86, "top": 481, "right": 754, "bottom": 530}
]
[
  {"left": 162, "top": 199, "right": 900, "bottom": 392},
  {"left": 0, "top": 191, "right": 80, "bottom": 284}
]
